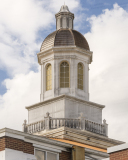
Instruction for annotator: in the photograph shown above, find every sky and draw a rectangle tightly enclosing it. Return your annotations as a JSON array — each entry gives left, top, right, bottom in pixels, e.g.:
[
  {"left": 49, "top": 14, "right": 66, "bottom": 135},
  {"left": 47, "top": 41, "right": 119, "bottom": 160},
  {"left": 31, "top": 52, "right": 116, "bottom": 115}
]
[{"left": 0, "top": 0, "right": 128, "bottom": 151}]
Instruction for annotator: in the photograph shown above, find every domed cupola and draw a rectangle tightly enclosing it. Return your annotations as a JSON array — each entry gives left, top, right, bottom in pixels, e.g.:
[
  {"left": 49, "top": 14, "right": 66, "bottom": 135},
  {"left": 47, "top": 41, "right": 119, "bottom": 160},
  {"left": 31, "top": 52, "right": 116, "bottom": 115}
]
[
  {"left": 40, "top": 29, "right": 90, "bottom": 52},
  {"left": 38, "top": 5, "right": 92, "bottom": 103},
  {"left": 40, "top": 5, "right": 90, "bottom": 53}
]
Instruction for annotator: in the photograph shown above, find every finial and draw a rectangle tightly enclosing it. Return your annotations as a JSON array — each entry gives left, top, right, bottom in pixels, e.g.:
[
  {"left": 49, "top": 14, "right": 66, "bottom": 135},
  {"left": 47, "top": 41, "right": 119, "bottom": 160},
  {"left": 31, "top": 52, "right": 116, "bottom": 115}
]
[
  {"left": 103, "top": 119, "right": 106, "bottom": 124},
  {"left": 24, "top": 119, "right": 27, "bottom": 125},
  {"left": 46, "top": 112, "right": 50, "bottom": 117}
]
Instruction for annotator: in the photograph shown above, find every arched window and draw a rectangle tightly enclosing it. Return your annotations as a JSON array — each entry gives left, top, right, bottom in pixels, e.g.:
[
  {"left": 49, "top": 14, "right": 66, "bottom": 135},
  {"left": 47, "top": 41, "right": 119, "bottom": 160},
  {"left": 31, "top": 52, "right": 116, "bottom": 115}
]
[
  {"left": 78, "top": 63, "right": 83, "bottom": 90},
  {"left": 60, "top": 62, "right": 69, "bottom": 88},
  {"left": 46, "top": 64, "right": 52, "bottom": 91}
]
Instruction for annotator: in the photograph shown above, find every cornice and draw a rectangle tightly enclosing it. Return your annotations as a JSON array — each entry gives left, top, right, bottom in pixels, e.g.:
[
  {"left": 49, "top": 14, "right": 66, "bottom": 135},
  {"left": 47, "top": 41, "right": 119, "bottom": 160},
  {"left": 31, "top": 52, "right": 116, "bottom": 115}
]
[
  {"left": 37, "top": 46, "right": 93, "bottom": 65},
  {"left": 85, "top": 148, "right": 109, "bottom": 158},
  {"left": 25, "top": 95, "right": 105, "bottom": 110},
  {"left": 55, "top": 12, "right": 74, "bottom": 19},
  {"left": 107, "top": 143, "right": 128, "bottom": 154},
  {"left": 40, "top": 127, "right": 124, "bottom": 149},
  {"left": 0, "top": 128, "right": 72, "bottom": 149}
]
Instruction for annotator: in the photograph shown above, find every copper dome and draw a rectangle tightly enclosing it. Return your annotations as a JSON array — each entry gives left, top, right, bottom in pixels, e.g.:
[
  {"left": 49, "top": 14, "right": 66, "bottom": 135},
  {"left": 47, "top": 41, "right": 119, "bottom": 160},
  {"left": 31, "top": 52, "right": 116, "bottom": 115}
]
[{"left": 40, "top": 29, "right": 90, "bottom": 52}]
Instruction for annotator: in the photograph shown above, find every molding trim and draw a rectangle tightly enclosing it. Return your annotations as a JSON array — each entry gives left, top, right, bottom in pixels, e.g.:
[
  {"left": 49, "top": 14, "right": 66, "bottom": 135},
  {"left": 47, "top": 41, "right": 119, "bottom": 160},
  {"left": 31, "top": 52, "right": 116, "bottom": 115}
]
[
  {"left": 85, "top": 148, "right": 109, "bottom": 158},
  {"left": 26, "top": 95, "right": 105, "bottom": 110},
  {"left": 107, "top": 143, "right": 128, "bottom": 153},
  {"left": 34, "top": 144, "right": 62, "bottom": 153},
  {"left": 37, "top": 46, "right": 93, "bottom": 65},
  {"left": 0, "top": 128, "right": 72, "bottom": 150},
  {"left": 37, "top": 127, "right": 124, "bottom": 149}
]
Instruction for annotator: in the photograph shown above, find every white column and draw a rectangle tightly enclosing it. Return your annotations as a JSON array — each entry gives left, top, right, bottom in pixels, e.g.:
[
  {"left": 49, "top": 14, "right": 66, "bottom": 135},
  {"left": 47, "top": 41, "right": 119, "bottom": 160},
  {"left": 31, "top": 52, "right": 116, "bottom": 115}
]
[
  {"left": 40, "top": 63, "right": 44, "bottom": 102},
  {"left": 55, "top": 58, "right": 59, "bottom": 97},
  {"left": 70, "top": 57, "right": 74, "bottom": 95},
  {"left": 52, "top": 60, "right": 54, "bottom": 98},
  {"left": 84, "top": 62, "right": 89, "bottom": 101}
]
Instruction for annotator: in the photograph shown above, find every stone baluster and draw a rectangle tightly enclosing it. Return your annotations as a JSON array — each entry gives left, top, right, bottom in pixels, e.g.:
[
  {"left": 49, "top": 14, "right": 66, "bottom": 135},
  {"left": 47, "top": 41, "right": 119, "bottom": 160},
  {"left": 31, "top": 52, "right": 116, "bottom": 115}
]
[
  {"left": 98, "top": 124, "right": 100, "bottom": 133},
  {"left": 65, "top": 120, "right": 67, "bottom": 127},
  {"left": 93, "top": 122, "right": 96, "bottom": 133},
  {"left": 61, "top": 119, "right": 63, "bottom": 127},
  {"left": 69, "top": 119, "right": 71, "bottom": 128},
  {"left": 59, "top": 119, "right": 60, "bottom": 127},
  {"left": 39, "top": 122, "right": 41, "bottom": 131},
  {"left": 51, "top": 119, "right": 53, "bottom": 128},
  {"left": 78, "top": 119, "right": 80, "bottom": 129},
  {"left": 60, "top": 119, "right": 61, "bottom": 127},
  {"left": 34, "top": 124, "right": 35, "bottom": 132},
  {"left": 101, "top": 124, "right": 102, "bottom": 134},
  {"left": 85, "top": 120, "right": 88, "bottom": 130},
  {"left": 101, "top": 125, "right": 103, "bottom": 134},
  {"left": 22, "top": 120, "right": 27, "bottom": 133},
  {"left": 39, "top": 121, "right": 41, "bottom": 130},
  {"left": 37, "top": 122, "right": 39, "bottom": 131},
  {"left": 73, "top": 119, "right": 74, "bottom": 128},
  {"left": 64, "top": 119, "right": 65, "bottom": 127},
  {"left": 43, "top": 120, "right": 45, "bottom": 129},
  {"left": 29, "top": 125, "right": 31, "bottom": 133},
  {"left": 55, "top": 119, "right": 57, "bottom": 128},
  {"left": 32, "top": 124, "right": 33, "bottom": 133},
  {"left": 35, "top": 124, "right": 36, "bottom": 132}
]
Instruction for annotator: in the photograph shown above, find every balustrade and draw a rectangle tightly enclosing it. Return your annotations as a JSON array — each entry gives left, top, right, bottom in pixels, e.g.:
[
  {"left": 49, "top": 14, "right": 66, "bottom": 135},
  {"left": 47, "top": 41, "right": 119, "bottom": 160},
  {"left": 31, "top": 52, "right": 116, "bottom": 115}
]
[{"left": 23, "top": 113, "right": 108, "bottom": 136}]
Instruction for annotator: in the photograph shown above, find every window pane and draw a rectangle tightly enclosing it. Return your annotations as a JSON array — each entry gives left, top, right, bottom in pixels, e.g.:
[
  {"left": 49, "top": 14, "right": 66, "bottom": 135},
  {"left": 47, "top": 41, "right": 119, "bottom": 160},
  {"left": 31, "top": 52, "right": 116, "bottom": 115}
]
[
  {"left": 65, "top": 78, "right": 69, "bottom": 83},
  {"left": 47, "top": 152, "right": 57, "bottom": 160},
  {"left": 65, "top": 72, "right": 69, "bottom": 77},
  {"left": 35, "top": 150, "right": 45, "bottom": 160},
  {"left": 78, "top": 63, "right": 83, "bottom": 90},
  {"left": 60, "top": 83, "right": 64, "bottom": 88},
  {"left": 65, "top": 83, "right": 69, "bottom": 88},
  {"left": 60, "top": 62, "right": 69, "bottom": 88},
  {"left": 46, "top": 64, "right": 52, "bottom": 91}
]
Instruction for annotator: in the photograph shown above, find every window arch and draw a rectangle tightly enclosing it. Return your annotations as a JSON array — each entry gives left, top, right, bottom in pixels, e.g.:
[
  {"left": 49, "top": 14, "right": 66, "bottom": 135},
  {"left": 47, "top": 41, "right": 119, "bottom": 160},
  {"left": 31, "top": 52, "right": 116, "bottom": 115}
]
[
  {"left": 60, "top": 62, "right": 69, "bottom": 88},
  {"left": 78, "top": 63, "right": 83, "bottom": 90},
  {"left": 46, "top": 64, "right": 52, "bottom": 91}
]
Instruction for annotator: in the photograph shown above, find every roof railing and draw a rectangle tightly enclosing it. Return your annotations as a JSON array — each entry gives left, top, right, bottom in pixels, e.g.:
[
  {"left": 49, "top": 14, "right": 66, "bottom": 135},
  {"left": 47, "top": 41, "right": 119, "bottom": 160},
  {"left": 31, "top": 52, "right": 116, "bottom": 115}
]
[{"left": 22, "top": 112, "right": 108, "bottom": 136}]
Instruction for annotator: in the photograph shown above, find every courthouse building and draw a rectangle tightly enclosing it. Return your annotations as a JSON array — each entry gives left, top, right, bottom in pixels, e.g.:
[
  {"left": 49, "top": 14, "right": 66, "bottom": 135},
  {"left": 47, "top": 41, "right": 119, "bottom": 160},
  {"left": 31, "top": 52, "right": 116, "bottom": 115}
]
[{"left": 0, "top": 5, "right": 124, "bottom": 160}]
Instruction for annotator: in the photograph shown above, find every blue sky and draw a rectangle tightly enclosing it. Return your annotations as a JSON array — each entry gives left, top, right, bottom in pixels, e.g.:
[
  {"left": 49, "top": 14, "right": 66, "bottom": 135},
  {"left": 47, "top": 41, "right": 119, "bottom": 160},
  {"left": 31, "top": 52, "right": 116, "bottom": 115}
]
[
  {"left": 0, "top": 0, "right": 128, "bottom": 95},
  {"left": 0, "top": 0, "right": 128, "bottom": 145},
  {"left": 1, "top": 0, "right": 128, "bottom": 95}
]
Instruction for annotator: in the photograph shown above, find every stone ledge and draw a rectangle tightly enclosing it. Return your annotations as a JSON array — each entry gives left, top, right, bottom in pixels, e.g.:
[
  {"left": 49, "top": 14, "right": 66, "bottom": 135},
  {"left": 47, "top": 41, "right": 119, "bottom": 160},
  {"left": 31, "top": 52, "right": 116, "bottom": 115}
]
[
  {"left": 26, "top": 95, "right": 105, "bottom": 110},
  {"left": 33, "top": 127, "right": 124, "bottom": 149}
]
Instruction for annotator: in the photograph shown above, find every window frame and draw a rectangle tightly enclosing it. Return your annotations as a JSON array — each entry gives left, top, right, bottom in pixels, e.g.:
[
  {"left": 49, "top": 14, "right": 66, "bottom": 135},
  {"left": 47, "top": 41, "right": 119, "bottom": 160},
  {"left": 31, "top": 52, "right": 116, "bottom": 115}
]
[
  {"left": 77, "top": 62, "right": 84, "bottom": 90},
  {"left": 34, "top": 148, "right": 59, "bottom": 160},
  {"left": 59, "top": 61, "right": 70, "bottom": 88},
  {"left": 46, "top": 63, "right": 52, "bottom": 91}
]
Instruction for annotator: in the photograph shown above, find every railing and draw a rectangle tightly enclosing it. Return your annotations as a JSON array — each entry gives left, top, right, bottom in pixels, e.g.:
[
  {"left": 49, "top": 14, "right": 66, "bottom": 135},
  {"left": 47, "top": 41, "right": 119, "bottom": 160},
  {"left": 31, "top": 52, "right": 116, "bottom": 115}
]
[
  {"left": 50, "top": 118, "right": 81, "bottom": 129},
  {"left": 23, "top": 113, "right": 108, "bottom": 136}
]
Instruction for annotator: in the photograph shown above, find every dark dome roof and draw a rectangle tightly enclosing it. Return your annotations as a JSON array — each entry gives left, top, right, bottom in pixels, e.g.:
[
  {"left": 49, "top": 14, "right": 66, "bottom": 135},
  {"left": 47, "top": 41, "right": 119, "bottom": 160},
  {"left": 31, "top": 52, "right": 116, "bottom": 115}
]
[{"left": 40, "top": 29, "right": 90, "bottom": 52}]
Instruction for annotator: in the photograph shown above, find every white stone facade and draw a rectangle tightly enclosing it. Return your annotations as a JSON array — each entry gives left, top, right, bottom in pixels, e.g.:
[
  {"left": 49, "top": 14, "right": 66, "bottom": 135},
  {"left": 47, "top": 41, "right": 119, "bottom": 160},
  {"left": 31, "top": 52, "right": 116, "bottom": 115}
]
[
  {"left": 38, "top": 47, "right": 92, "bottom": 102},
  {"left": 26, "top": 95, "right": 104, "bottom": 124}
]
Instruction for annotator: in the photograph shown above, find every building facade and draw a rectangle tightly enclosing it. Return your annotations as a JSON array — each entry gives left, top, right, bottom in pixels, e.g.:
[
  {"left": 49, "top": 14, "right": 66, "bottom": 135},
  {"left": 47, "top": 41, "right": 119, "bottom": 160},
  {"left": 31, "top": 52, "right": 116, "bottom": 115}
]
[
  {"left": 107, "top": 143, "right": 128, "bottom": 160},
  {"left": 0, "top": 5, "right": 125, "bottom": 160}
]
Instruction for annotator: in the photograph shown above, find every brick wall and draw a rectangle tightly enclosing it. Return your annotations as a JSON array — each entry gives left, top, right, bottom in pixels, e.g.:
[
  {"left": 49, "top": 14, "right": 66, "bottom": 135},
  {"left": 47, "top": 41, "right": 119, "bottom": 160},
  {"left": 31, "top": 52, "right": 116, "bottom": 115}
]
[
  {"left": 110, "top": 149, "right": 128, "bottom": 160},
  {"left": 59, "top": 151, "right": 72, "bottom": 160},
  {"left": 0, "top": 137, "right": 5, "bottom": 151},
  {"left": 0, "top": 136, "right": 34, "bottom": 155}
]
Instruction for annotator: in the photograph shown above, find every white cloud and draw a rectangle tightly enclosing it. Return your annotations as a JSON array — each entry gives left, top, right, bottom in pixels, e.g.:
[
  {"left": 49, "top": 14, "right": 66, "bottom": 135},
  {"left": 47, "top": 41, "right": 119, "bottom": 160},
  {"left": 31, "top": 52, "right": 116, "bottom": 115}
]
[
  {"left": 0, "top": 0, "right": 80, "bottom": 130},
  {"left": 0, "top": 71, "right": 40, "bottom": 130},
  {"left": 1, "top": 0, "right": 127, "bottom": 146},
  {"left": 0, "top": 0, "right": 80, "bottom": 76},
  {"left": 85, "top": 3, "right": 128, "bottom": 142}
]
